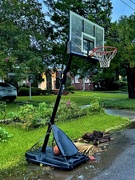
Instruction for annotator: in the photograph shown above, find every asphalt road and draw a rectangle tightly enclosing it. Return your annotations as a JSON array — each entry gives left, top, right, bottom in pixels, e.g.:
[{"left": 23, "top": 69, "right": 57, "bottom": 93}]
[
  {"left": 91, "top": 109, "right": 135, "bottom": 180},
  {"left": 91, "top": 129, "right": 135, "bottom": 180}
]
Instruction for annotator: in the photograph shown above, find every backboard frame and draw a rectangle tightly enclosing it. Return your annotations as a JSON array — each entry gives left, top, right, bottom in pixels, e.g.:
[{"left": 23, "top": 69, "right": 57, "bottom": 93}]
[{"left": 67, "top": 10, "right": 104, "bottom": 58}]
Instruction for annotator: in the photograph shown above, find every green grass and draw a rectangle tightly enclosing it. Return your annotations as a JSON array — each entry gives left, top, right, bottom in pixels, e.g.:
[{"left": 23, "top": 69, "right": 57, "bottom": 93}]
[
  {"left": 0, "top": 124, "right": 46, "bottom": 170},
  {"left": 1, "top": 91, "right": 134, "bottom": 120},
  {"left": 58, "top": 113, "right": 129, "bottom": 139},
  {"left": 0, "top": 90, "right": 134, "bottom": 172}
]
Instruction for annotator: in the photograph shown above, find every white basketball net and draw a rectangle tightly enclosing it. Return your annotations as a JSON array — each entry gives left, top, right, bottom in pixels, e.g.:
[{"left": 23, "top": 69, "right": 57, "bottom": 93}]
[{"left": 89, "top": 46, "right": 117, "bottom": 68}]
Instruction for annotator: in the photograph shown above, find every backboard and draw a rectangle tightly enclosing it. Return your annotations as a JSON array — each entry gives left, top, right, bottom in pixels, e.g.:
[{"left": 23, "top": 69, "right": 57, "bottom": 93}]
[{"left": 67, "top": 11, "right": 104, "bottom": 57}]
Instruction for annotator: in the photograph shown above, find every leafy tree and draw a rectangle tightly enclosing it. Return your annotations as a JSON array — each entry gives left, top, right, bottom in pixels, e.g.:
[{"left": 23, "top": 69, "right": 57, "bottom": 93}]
[
  {"left": 91, "top": 13, "right": 135, "bottom": 95},
  {"left": 107, "top": 15, "right": 135, "bottom": 98},
  {"left": 0, "top": 0, "right": 51, "bottom": 85}
]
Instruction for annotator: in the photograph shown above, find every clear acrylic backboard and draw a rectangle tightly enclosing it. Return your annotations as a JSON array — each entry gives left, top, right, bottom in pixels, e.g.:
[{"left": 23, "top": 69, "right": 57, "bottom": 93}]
[{"left": 67, "top": 11, "right": 104, "bottom": 57}]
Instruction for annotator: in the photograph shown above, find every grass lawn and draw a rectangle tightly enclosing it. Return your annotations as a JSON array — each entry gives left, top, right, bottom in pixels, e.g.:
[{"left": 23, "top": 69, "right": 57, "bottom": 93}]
[
  {"left": 0, "top": 90, "right": 133, "bottom": 172},
  {"left": 1, "top": 90, "right": 135, "bottom": 120}
]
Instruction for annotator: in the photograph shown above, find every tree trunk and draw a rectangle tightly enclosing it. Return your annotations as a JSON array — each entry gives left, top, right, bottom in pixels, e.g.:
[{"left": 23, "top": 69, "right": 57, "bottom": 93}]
[{"left": 126, "top": 66, "right": 135, "bottom": 99}]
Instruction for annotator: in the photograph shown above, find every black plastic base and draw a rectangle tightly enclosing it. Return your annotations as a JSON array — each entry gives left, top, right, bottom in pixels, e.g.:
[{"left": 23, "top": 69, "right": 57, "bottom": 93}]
[{"left": 25, "top": 146, "right": 89, "bottom": 170}]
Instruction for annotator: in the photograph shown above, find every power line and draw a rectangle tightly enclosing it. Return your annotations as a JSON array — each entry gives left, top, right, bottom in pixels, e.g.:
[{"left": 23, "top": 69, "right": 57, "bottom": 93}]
[
  {"left": 121, "top": 0, "right": 135, "bottom": 11},
  {"left": 130, "top": 0, "right": 135, "bottom": 5}
]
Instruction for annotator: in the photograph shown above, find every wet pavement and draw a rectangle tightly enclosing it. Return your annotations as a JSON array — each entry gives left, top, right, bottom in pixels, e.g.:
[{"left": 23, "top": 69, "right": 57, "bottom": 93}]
[
  {"left": 105, "top": 108, "right": 135, "bottom": 121},
  {"left": 1, "top": 109, "right": 135, "bottom": 180},
  {"left": 91, "top": 128, "right": 135, "bottom": 180},
  {"left": 90, "top": 109, "right": 135, "bottom": 180}
]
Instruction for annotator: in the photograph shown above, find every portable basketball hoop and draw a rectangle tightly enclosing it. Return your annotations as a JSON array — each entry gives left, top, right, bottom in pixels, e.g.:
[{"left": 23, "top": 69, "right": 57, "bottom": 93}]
[
  {"left": 25, "top": 55, "right": 89, "bottom": 170},
  {"left": 89, "top": 46, "right": 117, "bottom": 68}
]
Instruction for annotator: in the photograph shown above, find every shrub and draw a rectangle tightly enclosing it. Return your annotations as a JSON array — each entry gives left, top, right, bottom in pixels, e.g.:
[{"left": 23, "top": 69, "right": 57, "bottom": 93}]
[
  {"left": 118, "top": 80, "right": 127, "bottom": 87},
  {"left": 8, "top": 96, "right": 104, "bottom": 129},
  {"left": 18, "top": 87, "right": 42, "bottom": 96},
  {"left": 121, "top": 86, "right": 128, "bottom": 92},
  {"left": 9, "top": 102, "right": 52, "bottom": 130},
  {"left": 118, "top": 80, "right": 128, "bottom": 91},
  {"left": 55, "top": 99, "right": 85, "bottom": 122},
  {"left": 9, "top": 100, "right": 87, "bottom": 128},
  {"left": 18, "top": 87, "right": 29, "bottom": 96},
  {"left": 31, "top": 87, "right": 42, "bottom": 95},
  {"left": 0, "top": 127, "right": 12, "bottom": 142},
  {"left": 66, "top": 86, "right": 75, "bottom": 92},
  {"left": 87, "top": 93, "right": 104, "bottom": 114}
]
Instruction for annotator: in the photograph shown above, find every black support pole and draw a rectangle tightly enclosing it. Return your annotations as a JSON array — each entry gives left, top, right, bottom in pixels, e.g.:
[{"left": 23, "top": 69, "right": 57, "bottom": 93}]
[{"left": 41, "top": 54, "right": 73, "bottom": 152}]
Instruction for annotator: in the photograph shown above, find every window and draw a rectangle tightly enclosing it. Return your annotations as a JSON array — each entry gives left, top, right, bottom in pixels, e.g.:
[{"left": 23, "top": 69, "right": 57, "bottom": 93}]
[{"left": 75, "top": 75, "right": 80, "bottom": 83}]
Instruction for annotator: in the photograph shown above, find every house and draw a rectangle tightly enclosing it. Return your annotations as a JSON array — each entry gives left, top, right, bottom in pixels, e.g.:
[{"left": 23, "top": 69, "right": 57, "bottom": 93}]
[
  {"left": 71, "top": 75, "right": 93, "bottom": 91},
  {"left": 38, "top": 71, "right": 94, "bottom": 91},
  {"left": 6, "top": 68, "right": 93, "bottom": 92}
]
